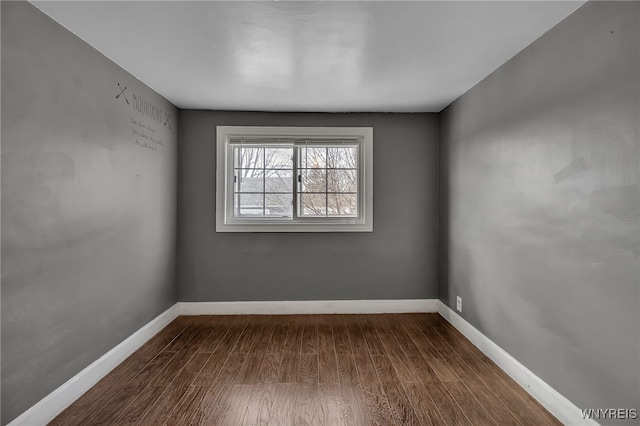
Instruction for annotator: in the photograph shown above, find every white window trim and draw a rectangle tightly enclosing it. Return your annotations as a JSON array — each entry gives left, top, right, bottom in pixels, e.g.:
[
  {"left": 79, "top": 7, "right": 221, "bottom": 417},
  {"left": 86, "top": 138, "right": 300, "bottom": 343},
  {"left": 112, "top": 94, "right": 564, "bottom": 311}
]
[{"left": 216, "top": 126, "right": 373, "bottom": 232}]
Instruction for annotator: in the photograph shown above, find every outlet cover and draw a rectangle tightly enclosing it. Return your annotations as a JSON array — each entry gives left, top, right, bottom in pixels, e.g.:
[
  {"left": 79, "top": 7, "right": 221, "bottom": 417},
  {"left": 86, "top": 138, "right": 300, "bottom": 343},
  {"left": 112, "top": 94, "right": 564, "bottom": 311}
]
[{"left": 456, "top": 296, "right": 462, "bottom": 312}]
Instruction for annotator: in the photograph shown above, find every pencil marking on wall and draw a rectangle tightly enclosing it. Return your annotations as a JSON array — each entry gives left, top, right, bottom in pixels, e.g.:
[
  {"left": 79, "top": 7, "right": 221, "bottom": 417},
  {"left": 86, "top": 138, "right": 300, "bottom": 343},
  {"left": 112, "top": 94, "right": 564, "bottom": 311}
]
[
  {"left": 115, "top": 83, "right": 129, "bottom": 104},
  {"left": 116, "top": 81, "right": 169, "bottom": 152}
]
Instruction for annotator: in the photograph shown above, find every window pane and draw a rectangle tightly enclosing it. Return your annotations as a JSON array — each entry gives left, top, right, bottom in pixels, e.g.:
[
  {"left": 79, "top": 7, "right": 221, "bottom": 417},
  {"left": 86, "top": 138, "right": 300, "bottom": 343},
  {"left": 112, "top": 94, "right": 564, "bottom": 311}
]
[
  {"left": 265, "top": 170, "right": 293, "bottom": 193},
  {"left": 327, "top": 147, "right": 357, "bottom": 169},
  {"left": 327, "top": 193, "right": 357, "bottom": 216},
  {"left": 299, "top": 146, "right": 326, "bottom": 168},
  {"left": 300, "top": 169, "right": 326, "bottom": 193},
  {"left": 327, "top": 169, "right": 357, "bottom": 193},
  {"left": 235, "top": 194, "right": 264, "bottom": 217},
  {"left": 237, "top": 147, "right": 264, "bottom": 169},
  {"left": 265, "top": 147, "right": 293, "bottom": 169},
  {"left": 300, "top": 194, "right": 327, "bottom": 216},
  {"left": 235, "top": 170, "right": 264, "bottom": 193},
  {"left": 265, "top": 194, "right": 293, "bottom": 218}
]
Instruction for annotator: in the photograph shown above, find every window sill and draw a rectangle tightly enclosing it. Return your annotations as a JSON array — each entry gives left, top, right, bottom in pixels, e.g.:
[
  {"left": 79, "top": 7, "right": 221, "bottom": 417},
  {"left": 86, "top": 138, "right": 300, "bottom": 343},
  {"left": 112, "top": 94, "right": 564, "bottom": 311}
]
[{"left": 215, "top": 222, "right": 373, "bottom": 233}]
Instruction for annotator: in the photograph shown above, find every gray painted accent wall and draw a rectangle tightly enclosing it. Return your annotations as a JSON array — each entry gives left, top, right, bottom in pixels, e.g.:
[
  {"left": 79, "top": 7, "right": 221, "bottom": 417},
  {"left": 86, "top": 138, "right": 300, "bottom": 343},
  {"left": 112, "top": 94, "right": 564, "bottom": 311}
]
[
  {"left": 439, "top": 0, "right": 639, "bottom": 420},
  {"left": 179, "top": 111, "right": 438, "bottom": 302},
  {"left": 1, "top": 3, "right": 179, "bottom": 424}
]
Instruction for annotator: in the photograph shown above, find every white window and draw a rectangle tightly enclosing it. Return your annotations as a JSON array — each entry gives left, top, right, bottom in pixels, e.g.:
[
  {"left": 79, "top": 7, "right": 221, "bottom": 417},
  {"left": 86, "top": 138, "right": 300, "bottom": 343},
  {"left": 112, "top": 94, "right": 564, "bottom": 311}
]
[{"left": 216, "top": 126, "right": 373, "bottom": 232}]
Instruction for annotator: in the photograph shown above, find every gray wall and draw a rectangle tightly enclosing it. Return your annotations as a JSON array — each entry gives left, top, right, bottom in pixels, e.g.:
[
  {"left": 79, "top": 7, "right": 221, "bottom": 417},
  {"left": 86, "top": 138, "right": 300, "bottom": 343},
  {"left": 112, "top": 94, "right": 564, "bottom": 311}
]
[
  {"left": 1, "top": 3, "right": 179, "bottom": 424},
  {"left": 179, "top": 111, "right": 438, "bottom": 302},
  {"left": 439, "top": 0, "right": 639, "bottom": 420}
]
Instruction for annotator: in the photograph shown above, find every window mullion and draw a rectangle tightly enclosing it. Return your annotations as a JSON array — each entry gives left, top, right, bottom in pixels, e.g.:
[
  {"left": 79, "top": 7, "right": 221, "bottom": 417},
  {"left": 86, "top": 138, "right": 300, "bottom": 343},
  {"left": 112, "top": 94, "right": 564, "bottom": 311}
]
[
  {"left": 262, "top": 147, "right": 266, "bottom": 218},
  {"left": 293, "top": 145, "right": 299, "bottom": 220},
  {"left": 229, "top": 143, "right": 236, "bottom": 220},
  {"left": 325, "top": 146, "right": 328, "bottom": 217}
]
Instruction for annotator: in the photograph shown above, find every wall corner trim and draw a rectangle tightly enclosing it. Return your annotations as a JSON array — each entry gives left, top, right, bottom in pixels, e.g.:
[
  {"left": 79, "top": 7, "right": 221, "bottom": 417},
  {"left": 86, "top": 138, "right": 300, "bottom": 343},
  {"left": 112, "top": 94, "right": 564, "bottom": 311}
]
[
  {"left": 7, "top": 304, "right": 181, "bottom": 426},
  {"left": 437, "top": 301, "right": 599, "bottom": 426},
  {"left": 180, "top": 299, "right": 439, "bottom": 315}
]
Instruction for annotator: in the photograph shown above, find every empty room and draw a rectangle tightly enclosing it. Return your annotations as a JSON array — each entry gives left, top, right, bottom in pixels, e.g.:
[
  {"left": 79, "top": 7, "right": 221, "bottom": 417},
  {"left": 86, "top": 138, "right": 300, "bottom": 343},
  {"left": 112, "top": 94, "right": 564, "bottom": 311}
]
[{"left": 1, "top": 1, "right": 638, "bottom": 425}]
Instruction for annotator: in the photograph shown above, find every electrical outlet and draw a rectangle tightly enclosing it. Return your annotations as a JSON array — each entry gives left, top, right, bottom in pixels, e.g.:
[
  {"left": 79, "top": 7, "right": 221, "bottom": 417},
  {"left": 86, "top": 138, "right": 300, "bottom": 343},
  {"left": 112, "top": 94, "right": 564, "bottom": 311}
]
[{"left": 456, "top": 296, "right": 462, "bottom": 312}]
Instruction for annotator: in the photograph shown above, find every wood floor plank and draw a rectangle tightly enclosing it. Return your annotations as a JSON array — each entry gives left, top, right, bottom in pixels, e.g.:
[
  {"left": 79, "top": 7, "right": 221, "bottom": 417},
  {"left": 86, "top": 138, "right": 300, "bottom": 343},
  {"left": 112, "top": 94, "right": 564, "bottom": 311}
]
[
  {"left": 112, "top": 385, "right": 166, "bottom": 425},
  {"left": 337, "top": 383, "right": 370, "bottom": 426},
  {"left": 298, "top": 354, "right": 319, "bottom": 387},
  {"left": 239, "top": 352, "right": 265, "bottom": 385},
  {"left": 393, "top": 320, "right": 428, "bottom": 357},
  {"left": 317, "top": 383, "right": 343, "bottom": 426},
  {"left": 241, "top": 385, "right": 274, "bottom": 426},
  {"left": 219, "top": 385, "right": 255, "bottom": 425},
  {"left": 371, "top": 355, "right": 420, "bottom": 425},
  {"left": 84, "top": 351, "right": 176, "bottom": 425},
  {"left": 318, "top": 324, "right": 339, "bottom": 384},
  {"left": 293, "top": 354, "right": 318, "bottom": 425},
  {"left": 54, "top": 314, "right": 560, "bottom": 426},
  {"left": 283, "top": 323, "right": 303, "bottom": 352},
  {"left": 407, "top": 355, "right": 444, "bottom": 385},
  {"left": 499, "top": 378, "right": 562, "bottom": 425},
  {"left": 171, "top": 352, "right": 212, "bottom": 387},
  {"left": 403, "top": 320, "right": 461, "bottom": 382},
  {"left": 278, "top": 350, "right": 300, "bottom": 383},
  {"left": 233, "top": 324, "right": 264, "bottom": 353},
  {"left": 460, "top": 376, "right": 521, "bottom": 425},
  {"left": 51, "top": 376, "right": 129, "bottom": 425},
  {"left": 444, "top": 354, "right": 520, "bottom": 425},
  {"left": 197, "top": 325, "right": 230, "bottom": 353},
  {"left": 333, "top": 323, "right": 352, "bottom": 355},
  {"left": 438, "top": 323, "right": 511, "bottom": 380},
  {"left": 336, "top": 353, "right": 360, "bottom": 386},
  {"left": 482, "top": 378, "right": 543, "bottom": 425},
  {"left": 214, "top": 322, "right": 247, "bottom": 354},
  {"left": 424, "top": 381, "right": 472, "bottom": 426},
  {"left": 163, "top": 325, "right": 212, "bottom": 352},
  {"left": 192, "top": 349, "right": 230, "bottom": 386},
  {"left": 444, "top": 380, "right": 496, "bottom": 425},
  {"left": 348, "top": 343, "right": 396, "bottom": 426},
  {"left": 344, "top": 323, "right": 368, "bottom": 364},
  {"left": 373, "top": 320, "right": 420, "bottom": 384},
  {"left": 266, "top": 383, "right": 297, "bottom": 426},
  {"left": 265, "top": 323, "right": 289, "bottom": 353},
  {"left": 165, "top": 385, "right": 210, "bottom": 426},
  {"left": 149, "top": 350, "right": 194, "bottom": 386},
  {"left": 406, "top": 355, "right": 471, "bottom": 426},
  {"left": 357, "top": 383, "right": 396, "bottom": 426},
  {"left": 256, "top": 352, "right": 283, "bottom": 384},
  {"left": 218, "top": 352, "right": 249, "bottom": 385},
  {"left": 346, "top": 320, "right": 397, "bottom": 424},
  {"left": 412, "top": 318, "right": 522, "bottom": 425},
  {"left": 136, "top": 385, "right": 189, "bottom": 425},
  {"left": 360, "top": 319, "right": 386, "bottom": 356},
  {"left": 403, "top": 381, "right": 446, "bottom": 425},
  {"left": 185, "top": 382, "right": 231, "bottom": 425},
  {"left": 52, "top": 326, "right": 185, "bottom": 425},
  {"left": 252, "top": 323, "right": 275, "bottom": 353},
  {"left": 301, "top": 322, "right": 319, "bottom": 355},
  {"left": 140, "top": 321, "right": 190, "bottom": 355},
  {"left": 428, "top": 319, "right": 506, "bottom": 382}
]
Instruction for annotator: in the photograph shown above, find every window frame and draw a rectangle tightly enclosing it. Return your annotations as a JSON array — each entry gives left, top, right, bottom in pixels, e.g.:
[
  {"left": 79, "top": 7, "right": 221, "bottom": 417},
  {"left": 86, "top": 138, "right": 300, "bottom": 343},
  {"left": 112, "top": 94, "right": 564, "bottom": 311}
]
[{"left": 216, "top": 126, "right": 373, "bottom": 232}]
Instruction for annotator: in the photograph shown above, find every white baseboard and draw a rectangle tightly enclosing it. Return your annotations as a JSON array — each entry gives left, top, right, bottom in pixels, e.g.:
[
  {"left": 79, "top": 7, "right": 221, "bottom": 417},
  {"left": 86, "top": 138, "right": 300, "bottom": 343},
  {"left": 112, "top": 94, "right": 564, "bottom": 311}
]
[
  {"left": 8, "top": 303, "right": 180, "bottom": 426},
  {"left": 180, "top": 299, "right": 439, "bottom": 315},
  {"left": 437, "top": 301, "right": 598, "bottom": 426}
]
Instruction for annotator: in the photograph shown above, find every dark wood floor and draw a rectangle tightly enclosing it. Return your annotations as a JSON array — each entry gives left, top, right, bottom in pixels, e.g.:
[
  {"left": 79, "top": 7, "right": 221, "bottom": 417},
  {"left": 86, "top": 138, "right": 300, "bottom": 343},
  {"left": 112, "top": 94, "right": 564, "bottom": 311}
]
[{"left": 50, "top": 314, "right": 560, "bottom": 425}]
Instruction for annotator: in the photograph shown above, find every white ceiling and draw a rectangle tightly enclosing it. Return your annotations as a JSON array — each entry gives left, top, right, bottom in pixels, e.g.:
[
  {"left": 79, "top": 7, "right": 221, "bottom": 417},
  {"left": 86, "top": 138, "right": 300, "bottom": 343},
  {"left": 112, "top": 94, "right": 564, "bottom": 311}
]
[{"left": 33, "top": 1, "right": 584, "bottom": 112}]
